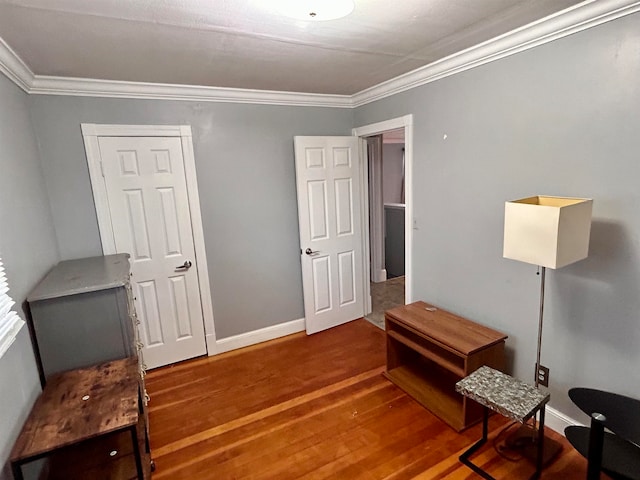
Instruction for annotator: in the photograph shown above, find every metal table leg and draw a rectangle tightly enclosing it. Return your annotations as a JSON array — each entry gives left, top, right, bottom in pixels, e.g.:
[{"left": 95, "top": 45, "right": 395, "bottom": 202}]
[
  {"left": 531, "top": 405, "right": 546, "bottom": 480},
  {"left": 11, "top": 461, "right": 24, "bottom": 480},
  {"left": 460, "top": 405, "right": 547, "bottom": 480},
  {"left": 459, "top": 407, "right": 496, "bottom": 480},
  {"left": 586, "top": 414, "right": 605, "bottom": 480}
]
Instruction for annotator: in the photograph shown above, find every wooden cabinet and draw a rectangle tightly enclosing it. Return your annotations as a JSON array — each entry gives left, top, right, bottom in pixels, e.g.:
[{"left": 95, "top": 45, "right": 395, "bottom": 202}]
[
  {"left": 27, "top": 254, "right": 145, "bottom": 384},
  {"left": 384, "top": 301, "right": 507, "bottom": 431}
]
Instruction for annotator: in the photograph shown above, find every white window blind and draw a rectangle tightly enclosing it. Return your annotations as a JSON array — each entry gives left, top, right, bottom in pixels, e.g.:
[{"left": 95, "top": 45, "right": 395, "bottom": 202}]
[{"left": 0, "top": 257, "right": 25, "bottom": 358}]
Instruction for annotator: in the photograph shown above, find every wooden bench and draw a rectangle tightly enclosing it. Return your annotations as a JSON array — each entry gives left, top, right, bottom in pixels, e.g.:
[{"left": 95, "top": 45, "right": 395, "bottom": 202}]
[{"left": 384, "top": 301, "right": 507, "bottom": 431}]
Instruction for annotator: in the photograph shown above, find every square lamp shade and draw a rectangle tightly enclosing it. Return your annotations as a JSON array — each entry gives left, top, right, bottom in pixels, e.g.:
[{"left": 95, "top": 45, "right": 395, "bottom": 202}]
[{"left": 503, "top": 196, "right": 593, "bottom": 269}]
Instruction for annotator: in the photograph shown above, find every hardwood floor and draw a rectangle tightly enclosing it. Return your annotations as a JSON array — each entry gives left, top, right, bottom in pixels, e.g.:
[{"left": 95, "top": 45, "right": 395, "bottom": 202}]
[{"left": 145, "top": 319, "right": 594, "bottom": 479}]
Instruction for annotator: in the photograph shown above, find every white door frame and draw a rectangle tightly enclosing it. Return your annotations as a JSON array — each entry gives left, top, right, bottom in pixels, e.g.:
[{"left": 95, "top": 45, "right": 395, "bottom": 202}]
[
  {"left": 352, "top": 114, "right": 414, "bottom": 313},
  {"left": 81, "top": 123, "right": 216, "bottom": 354},
  {"left": 366, "top": 135, "right": 386, "bottom": 283}
]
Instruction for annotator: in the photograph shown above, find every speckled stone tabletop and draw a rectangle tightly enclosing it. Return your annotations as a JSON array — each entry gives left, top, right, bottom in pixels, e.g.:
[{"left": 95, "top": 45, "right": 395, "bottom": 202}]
[{"left": 456, "top": 365, "right": 550, "bottom": 423}]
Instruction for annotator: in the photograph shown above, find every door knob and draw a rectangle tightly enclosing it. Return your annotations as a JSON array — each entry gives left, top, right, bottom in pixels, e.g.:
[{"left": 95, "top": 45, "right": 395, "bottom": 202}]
[
  {"left": 305, "top": 248, "right": 319, "bottom": 256},
  {"left": 175, "top": 260, "right": 192, "bottom": 270}
]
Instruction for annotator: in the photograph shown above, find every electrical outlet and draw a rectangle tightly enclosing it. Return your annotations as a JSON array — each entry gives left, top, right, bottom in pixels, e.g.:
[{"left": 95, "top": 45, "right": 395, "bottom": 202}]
[{"left": 537, "top": 364, "right": 549, "bottom": 387}]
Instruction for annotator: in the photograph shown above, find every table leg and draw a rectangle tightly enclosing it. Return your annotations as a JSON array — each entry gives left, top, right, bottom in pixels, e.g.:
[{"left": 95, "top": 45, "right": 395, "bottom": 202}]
[
  {"left": 131, "top": 425, "right": 144, "bottom": 479},
  {"left": 459, "top": 407, "right": 496, "bottom": 480},
  {"left": 11, "top": 462, "right": 24, "bottom": 480},
  {"left": 137, "top": 381, "right": 154, "bottom": 472},
  {"left": 531, "top": 406, "right": 546, "bottom": 480},
  {"left": 586, "top": 415, "right": 605, "bottom": 480}
]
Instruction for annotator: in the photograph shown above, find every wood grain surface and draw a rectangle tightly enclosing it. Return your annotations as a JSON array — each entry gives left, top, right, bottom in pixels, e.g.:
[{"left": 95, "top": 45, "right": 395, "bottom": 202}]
[
  {"left": 11, "top": 357, "right": 139, "bottom": 461},
  {"left": 145, "top": 319, "right": 601, "bottom": 479},
  {"left": 385, "top": 302, "right": 507, "bottom": 355}
]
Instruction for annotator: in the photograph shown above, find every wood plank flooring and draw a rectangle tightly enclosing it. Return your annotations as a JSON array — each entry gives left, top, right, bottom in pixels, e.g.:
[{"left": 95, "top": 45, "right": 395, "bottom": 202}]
[{"left": 145, "top": 319, "right": 595, "bottom": 479}]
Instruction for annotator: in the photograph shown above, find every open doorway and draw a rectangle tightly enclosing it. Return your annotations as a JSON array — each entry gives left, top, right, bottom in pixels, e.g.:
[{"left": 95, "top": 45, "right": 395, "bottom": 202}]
[
  {"left": 353, "top": 115, "right": 413, "bottom": 330},
  {"left": 364, "top": 130, "right": 405, "bottom": 328}
]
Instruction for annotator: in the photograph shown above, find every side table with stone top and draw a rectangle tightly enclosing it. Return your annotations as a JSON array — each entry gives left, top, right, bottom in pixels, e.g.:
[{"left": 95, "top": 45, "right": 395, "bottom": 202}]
[{"left": 455, "top": 365, "right": 550, "bottom": 480}]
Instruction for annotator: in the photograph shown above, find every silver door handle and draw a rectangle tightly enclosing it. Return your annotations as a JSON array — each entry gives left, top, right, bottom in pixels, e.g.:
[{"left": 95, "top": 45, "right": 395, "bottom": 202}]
[
  {"left": 305, "top": 248, "right": 320, "bottom": 256},
  {"left": 176, "top": 260, "right": 192, "bottom": 270}
]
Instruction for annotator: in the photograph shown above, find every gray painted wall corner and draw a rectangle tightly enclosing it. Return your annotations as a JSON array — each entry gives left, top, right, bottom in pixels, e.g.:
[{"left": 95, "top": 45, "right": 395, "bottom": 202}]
[
  {"left": 0, "top": 75, "right": 59, "bottom": 479},
  {"left": 355, "top": 12, "right": 640, "bottom": 420}
]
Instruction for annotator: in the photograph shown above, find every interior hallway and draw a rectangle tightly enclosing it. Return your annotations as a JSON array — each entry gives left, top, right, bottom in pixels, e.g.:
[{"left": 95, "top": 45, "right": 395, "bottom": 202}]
[{"left": 365, "top": 276, "right": 405, "bottom": 329}]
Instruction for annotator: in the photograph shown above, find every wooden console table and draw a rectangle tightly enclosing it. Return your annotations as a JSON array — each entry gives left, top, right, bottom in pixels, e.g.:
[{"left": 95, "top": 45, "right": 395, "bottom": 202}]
[
  {"left": 10, "top": 358, "right": 151, "bottom": 480},
  {"left": 384, "top": 301, "right": 507, "bottom": 431}
]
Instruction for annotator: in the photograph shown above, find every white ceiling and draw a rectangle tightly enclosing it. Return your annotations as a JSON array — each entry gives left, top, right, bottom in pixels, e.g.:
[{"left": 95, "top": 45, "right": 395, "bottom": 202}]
[{"left": 0, "top": 0, "right": 586, "bottom": 95}]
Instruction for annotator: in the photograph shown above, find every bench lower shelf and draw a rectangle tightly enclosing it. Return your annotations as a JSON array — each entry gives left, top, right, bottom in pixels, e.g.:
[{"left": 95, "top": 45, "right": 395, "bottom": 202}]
[{"left": 385, "top": 364, "right": 465, "bottom": 431}]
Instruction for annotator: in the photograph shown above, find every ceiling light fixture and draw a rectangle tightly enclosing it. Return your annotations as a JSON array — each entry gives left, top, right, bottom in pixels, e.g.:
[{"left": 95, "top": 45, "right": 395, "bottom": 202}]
[{"left": 277, "top": 0, "right": 355, "bottom": 21}]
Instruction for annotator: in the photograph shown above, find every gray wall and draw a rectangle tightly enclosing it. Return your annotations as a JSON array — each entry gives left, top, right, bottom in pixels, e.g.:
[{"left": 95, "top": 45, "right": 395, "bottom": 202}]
[
  {"left": 355, "top": 13, "right": 640, "bottom": 420},
  {"left": 382, "top": 143, "right": 404, "bottom": 204},
  {"left": 0, "top": 75, "right": 59, "bottom": 478},
  {"left": 27, "top": 97, "right": 353, "bottom": 339},
  {"left": 2, "top": 9, "right": 638, "bottom": 442}
]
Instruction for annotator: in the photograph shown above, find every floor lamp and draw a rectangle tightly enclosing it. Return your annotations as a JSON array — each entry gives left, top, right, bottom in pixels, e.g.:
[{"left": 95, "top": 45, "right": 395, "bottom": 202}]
[{"left": 503, "top": 195, "right": 593, "bottom": 464}]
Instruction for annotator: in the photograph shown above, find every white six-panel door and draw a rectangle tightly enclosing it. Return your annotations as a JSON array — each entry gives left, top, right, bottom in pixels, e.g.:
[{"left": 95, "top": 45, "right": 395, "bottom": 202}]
[
  {"left": 294, "top": 136, "right": 364, "bottom": 334},
  {"left": 98, "top": 136, "right": 207, "bottom": 368}
]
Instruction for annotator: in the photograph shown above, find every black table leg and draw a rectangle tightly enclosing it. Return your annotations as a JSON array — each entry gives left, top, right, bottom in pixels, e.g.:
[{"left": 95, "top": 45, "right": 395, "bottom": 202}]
[
  {"left": 459, "top": 406, "right": 496, "bottom": 480},
  {"left": 530, "top": 406, "right": 546, "bottom": 480},
  {"left": 11, "top": 462, "right": 24, "bottom": 480},
  {"left": 131, "top": 425, "right": 144, "bottom": 479},
  {"left": 586, "top": 414, "right": 605, "bottom": 480}
]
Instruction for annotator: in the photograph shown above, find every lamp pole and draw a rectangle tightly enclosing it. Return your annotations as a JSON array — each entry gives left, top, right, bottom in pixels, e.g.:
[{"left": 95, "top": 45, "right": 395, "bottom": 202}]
[{"left": 535, "top": 266, "right": 546, "bottom": 388}]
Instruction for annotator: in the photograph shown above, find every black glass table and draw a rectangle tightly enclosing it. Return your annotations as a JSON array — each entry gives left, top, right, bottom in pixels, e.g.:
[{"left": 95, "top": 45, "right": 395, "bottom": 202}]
[{"left": 566, "top": 388, "right": 640, "bottom": 480}]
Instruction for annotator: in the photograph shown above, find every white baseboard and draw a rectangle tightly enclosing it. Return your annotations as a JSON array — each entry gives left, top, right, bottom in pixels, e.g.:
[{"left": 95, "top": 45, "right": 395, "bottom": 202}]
[
  {"left": 545, "top": 406, "right": 582, "bottom": 436},
  {"left": 372, "top": 268, "right": 387, "bottom": 283},
  {"left": 211, "top": 318, "right": 305, "bottom": 355},
  {"left": 205, "top": 333, "right": 217, "bottom": 356}
]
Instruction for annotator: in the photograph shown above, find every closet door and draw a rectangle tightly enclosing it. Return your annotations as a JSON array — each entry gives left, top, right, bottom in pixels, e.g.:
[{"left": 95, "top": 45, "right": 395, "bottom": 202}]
[{"left": 97, "top": 136, "right": 207, "bottom": 368}]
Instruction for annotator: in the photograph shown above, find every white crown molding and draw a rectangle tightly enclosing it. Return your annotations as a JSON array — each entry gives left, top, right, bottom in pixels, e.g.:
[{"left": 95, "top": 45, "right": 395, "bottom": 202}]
[
  {"left": 29, "top": 75, "right": 354, "bottom": 108},
  {"left": 0, "top": 36, "right": 34, "bottom": 92},
  {"left": 0, "top": 0, "right": 638, "bottom": 107},
  {"left": 81, "top": 123, "right": 191, "bottom": 137},
  {"left": 352, "top": 0, "right": 640, "bottom": 107}
]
